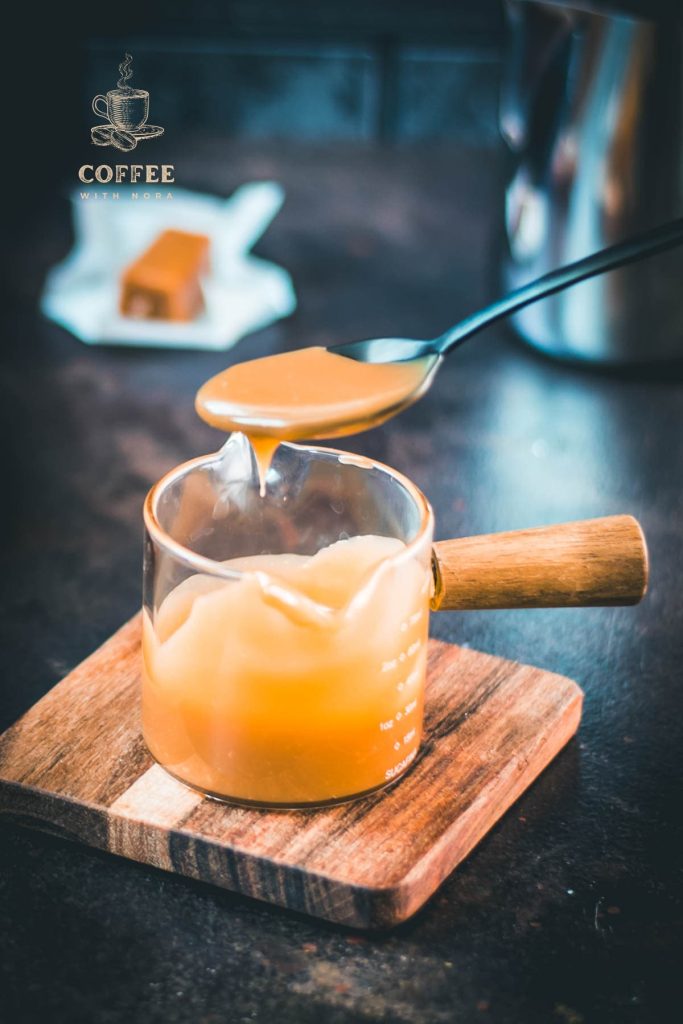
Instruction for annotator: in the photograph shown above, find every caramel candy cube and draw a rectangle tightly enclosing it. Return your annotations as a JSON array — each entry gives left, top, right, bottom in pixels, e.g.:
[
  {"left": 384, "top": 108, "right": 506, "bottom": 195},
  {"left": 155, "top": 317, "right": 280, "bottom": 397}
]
[{"left": 120, "top": 229, "right": 210, "bottom": 321}]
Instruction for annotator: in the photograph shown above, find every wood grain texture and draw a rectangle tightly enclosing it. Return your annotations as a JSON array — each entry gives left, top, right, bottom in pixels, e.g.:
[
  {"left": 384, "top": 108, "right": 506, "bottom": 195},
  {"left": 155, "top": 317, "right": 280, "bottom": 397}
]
[
  {"left": 432, "top": 515, "right": 648, "bottom": 610},
  {"left": 0, "top": 615, "right": 583, "bottom": 929}
]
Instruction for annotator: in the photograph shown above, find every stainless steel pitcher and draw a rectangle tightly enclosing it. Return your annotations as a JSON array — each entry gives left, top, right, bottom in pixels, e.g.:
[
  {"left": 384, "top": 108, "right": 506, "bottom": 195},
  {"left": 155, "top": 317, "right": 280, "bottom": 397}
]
[{"left": 500, "top": 1, "right": 683, "bottom": 364}]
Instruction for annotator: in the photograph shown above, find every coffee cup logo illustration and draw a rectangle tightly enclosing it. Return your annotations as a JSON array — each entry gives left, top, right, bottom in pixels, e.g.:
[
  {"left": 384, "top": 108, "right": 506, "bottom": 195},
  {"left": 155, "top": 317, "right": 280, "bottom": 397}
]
[{"left": 91, "top": 54, "right": 164, "bottom": 152}]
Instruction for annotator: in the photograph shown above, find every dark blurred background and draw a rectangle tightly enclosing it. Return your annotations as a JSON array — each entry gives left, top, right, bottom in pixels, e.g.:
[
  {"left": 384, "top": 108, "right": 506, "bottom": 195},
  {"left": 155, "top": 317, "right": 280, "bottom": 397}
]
[
  {"left": 6, "top": 1, "right": 510, "bottom": 224},
  {"left": 6, "top": 1, "right": 681, "bottom": 205}
]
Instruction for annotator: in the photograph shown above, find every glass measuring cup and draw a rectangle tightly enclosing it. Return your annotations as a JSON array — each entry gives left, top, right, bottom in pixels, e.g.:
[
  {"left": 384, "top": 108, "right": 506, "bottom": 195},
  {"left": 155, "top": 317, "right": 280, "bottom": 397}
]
[{"left": 142, "top": 435, "right": 434, "bottom": 807}]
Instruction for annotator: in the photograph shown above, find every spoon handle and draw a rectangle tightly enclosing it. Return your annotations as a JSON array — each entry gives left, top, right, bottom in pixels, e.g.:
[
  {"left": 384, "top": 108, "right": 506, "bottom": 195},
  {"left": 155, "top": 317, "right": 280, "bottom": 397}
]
[
  {"left": 430, "top": 515, "right": 648, "bottom": 611},
  {"left": 436, "top": 218, "right": 683, "bottom": 354}
]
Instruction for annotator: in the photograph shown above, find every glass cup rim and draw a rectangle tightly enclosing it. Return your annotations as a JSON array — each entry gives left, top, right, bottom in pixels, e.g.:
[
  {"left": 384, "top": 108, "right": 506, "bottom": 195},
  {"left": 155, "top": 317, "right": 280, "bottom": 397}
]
[{"left": 144, "top": 440, "right": 435, "bottom": 582}]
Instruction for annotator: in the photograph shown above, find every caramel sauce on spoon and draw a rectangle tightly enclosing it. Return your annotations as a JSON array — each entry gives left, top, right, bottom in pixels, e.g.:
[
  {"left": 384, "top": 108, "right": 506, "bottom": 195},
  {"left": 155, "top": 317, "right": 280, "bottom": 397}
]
[{"left": 195, "top": 346, "right": 437, "bottom": 492}]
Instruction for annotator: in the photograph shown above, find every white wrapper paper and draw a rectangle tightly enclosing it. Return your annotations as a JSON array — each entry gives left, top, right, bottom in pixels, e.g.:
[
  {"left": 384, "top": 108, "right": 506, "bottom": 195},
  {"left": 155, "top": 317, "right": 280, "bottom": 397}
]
[{"left": 40, "top": 182, "right": 296, "bottom": 350}]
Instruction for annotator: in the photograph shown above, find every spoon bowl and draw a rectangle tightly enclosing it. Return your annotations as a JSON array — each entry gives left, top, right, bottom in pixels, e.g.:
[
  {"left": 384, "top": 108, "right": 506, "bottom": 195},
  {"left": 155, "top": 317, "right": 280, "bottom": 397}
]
[{"left": 327, "top": 338, "right": 438, "bottom": 365}]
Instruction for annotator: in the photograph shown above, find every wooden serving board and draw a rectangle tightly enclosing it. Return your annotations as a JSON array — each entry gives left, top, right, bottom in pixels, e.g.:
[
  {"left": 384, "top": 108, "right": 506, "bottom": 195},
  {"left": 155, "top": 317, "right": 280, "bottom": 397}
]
[{"left": 0, "top": 616, "right": 582, "bottom": 929}]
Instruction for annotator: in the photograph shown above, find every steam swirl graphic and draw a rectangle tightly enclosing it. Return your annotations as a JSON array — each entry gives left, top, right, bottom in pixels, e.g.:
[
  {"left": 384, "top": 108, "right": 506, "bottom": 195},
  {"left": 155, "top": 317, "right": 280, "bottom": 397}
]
[{"left": 117, "top": 53, "right": 133, "bottom": 91}]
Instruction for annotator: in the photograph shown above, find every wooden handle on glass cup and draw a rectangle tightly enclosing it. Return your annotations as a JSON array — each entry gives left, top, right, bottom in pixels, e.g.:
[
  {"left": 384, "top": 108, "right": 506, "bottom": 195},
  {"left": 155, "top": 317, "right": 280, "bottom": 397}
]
[{"left": 430, "top": 515, "right": 648, "bottom": 611}]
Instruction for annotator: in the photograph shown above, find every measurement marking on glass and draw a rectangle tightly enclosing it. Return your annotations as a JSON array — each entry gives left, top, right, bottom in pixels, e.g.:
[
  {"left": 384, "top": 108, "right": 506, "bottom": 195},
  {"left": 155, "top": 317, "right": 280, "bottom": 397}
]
[{"left": 385, "top": 747, "right": 417, "bottom": 780}]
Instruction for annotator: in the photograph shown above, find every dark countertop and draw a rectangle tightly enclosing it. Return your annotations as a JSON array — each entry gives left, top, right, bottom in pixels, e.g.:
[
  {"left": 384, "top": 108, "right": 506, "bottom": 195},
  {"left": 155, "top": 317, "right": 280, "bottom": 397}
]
[{"left": 1, "top": 141, "right": 681, "bottom": 1024}]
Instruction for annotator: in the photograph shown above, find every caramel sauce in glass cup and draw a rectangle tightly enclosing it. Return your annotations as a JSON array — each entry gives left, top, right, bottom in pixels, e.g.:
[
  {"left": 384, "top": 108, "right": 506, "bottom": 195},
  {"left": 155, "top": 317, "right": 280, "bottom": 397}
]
[{"left": 142, "top": 438, "right": 434, "bottom": 807}]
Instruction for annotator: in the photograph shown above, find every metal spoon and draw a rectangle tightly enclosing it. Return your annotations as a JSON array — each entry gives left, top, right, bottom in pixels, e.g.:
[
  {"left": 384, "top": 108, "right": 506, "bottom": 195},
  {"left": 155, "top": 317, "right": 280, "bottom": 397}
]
[
  {"left": 196, "top": 217, "right": 683, "bottom": 450},
  {"left": 328, "top": 217, "right": 683, "bottom": 366}
]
